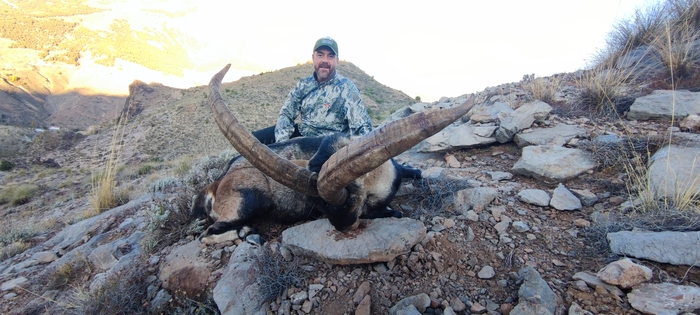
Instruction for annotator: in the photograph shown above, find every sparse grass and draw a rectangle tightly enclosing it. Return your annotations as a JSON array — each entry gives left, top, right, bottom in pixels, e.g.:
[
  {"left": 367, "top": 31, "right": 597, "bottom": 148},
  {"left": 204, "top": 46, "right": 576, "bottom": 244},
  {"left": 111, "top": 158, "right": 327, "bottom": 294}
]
[
  {"left": 394, "top": 177, "right": 472, "bottom": 218},
  {"left": 142, "top": 196, "right": 205, "bottom": 255},
  {"left": 51, "top": 262, "right": 76, "bottom": 288},
  {"left": 0, "top": 241, "right": 30, "bottom": 261},
  {"left": 137, "top": 164, "right": 154, "bottom": 175},
  {"left": 522, "top": 74, "right": 560, "bottom": 104},
  {"left": 64, "top": 257, "right": 149, "bottom": 315},
  {"left": 150, "top": 177, "right": 178, "bottom": 193},
  {"left": 48, "top": 253, "right": 92, "bottom": 290},
  {"left": 578, "top": 136, "right": 666, "bottom": 174},
  {"left": 173, "top": 156, "right": 193, "bottom": 178},
  {"left": 89, "top": 113, "right": 130, "bottom": 215},
  {"left": 184, "top": 150, "right": 238, "bottom": 193},
  {"left": 573, "top": 68, "right": 637, "bottom": 118},
  {"left": 0, "top": 184, "right": 40, "bottom": 206},
  {"left": 650, "top": 21, "right": 700, "bottom": 89},
  {"left": 594, "top": 0, "right": 700, "bottom": 90},
  {"left": 0, "top": 224, "right": 40, "bottom": 261},
  {"left": 253, "top": 245, "right": 306, "bottom": 303}
]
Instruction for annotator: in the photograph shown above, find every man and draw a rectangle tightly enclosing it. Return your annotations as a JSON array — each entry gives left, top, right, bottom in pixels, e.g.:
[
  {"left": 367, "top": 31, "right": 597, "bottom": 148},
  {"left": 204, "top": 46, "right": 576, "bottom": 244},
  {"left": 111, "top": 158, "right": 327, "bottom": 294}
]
[{"left": 253, "top": 37, "right": 373, "bottom": 144}]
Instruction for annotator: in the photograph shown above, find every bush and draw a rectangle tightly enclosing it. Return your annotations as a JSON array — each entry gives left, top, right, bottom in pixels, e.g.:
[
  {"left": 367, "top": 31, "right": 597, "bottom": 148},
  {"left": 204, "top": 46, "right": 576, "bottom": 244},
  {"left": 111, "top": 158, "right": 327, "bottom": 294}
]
[
  {"left": 137, "top": 164, "right": 154, "bottom": 175},
  {"left": 522, "top": 74, "right": 560, "bottom": 104},
  {"left": 594, "top": 0, "right": 700, "bottom": 90},
  {"left": 0, "top": 184, "right": 39, "bottom": 206},
  {"left": 253, "top": 246, "right": 306, "bottom": 302},
  {"left": 0, "top": 160, "right": 15, "bottom": 171}
]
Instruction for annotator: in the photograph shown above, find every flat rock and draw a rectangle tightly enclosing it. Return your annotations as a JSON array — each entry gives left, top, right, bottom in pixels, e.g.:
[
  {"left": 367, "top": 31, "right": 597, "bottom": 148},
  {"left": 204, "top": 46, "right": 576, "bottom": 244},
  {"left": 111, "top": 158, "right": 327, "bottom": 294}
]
[
  {"left": 1, "top": 277, "right": 27, "bottom": 291},
  {"left": 517, "top": 189, "right": 550, "bottom": 207},
  {"left": 390, "top": 293, "right": 430, "bottom": 314},
  {"left": 628, "top": 283, "right": 700, "bottom": 315},
  {"left": 627, "top": 90, "right": 700, "bottom": 121},
  {"left": 608, "top": 230, "right": 700, "bottom": 266},
  {"left": 468, "top": 101, "right": 513, "bottom": 123},
  {"left": 282, "top": 218, "right": 426, "bottom": 265},
  {"left": 512, "top": 145, "right": 596, "bottom": 183},
  {"left": 213, "top": 242, "right": 266, "bottom": 315},
  {"left": 513, "top": 124, "right": 587, "bottom": 148},
  {"left": 31, "top": 251, "right": 59, "bottom": 263},
  {"left": 418, "top": 123, "right": 497, "bottom": 152},
  {"left": 572, "top": 271, "right": 625, "bottom": 296},
  {"left": 516, "top": 266, "right": 557, "bottom": 314}
]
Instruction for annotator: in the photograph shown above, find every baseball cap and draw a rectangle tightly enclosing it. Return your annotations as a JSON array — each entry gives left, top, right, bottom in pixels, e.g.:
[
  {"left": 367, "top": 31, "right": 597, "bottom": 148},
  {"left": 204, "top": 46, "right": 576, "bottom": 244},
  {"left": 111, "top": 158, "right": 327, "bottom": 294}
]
[{"left": 313, "top": 37, "right": 338, "bottom": 55}]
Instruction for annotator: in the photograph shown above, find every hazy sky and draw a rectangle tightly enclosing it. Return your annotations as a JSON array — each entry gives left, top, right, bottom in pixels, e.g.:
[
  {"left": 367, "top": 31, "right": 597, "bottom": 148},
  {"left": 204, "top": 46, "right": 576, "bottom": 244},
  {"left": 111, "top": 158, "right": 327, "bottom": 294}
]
[{"left": 86, "top": 0, "right": 659, "bottom": 101}]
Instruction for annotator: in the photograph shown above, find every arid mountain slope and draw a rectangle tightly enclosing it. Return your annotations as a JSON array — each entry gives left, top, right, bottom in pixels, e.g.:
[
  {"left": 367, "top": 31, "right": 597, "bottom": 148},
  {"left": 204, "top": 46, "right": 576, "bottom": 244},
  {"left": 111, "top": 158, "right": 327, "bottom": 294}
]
[{"left": 24, "top": 61, "right": 417, "bottom": 166}]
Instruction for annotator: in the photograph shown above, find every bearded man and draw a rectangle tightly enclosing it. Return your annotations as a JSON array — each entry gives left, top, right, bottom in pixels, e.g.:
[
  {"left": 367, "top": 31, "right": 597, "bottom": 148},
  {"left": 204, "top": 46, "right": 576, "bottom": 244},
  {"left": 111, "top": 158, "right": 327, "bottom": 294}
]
[{"left": 253, "top": 37, "right": 373, "bottom": 144}]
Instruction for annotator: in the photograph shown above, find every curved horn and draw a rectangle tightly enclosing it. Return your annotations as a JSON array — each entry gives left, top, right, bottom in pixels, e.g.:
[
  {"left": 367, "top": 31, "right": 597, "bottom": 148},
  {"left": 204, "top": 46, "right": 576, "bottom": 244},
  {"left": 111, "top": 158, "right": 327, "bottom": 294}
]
[
  {"left": 208, "top": 64, "right": 319, "bottom": 196},
  {"left": 317, "top": 95, "right": 476, "bottom": 205}
]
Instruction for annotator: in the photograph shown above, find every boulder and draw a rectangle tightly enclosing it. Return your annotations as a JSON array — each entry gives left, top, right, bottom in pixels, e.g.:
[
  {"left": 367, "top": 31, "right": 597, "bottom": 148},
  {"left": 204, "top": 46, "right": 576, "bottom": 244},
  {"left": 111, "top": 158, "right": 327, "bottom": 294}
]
[
  {"left": 159, "top": 240, "right": 212, "bottom": 296},
  {"left": 495, "top": 100, "right": 553, "bottom": 143},
  {"left": 647, "top": 145, "right": 700, "bottom": 199}
]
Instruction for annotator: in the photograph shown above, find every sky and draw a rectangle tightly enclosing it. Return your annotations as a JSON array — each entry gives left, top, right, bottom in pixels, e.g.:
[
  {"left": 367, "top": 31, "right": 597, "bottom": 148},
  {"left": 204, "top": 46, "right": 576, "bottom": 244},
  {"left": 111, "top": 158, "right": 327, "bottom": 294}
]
[{"left": 82, "top": 0, "right": 660, "bottom": 102}]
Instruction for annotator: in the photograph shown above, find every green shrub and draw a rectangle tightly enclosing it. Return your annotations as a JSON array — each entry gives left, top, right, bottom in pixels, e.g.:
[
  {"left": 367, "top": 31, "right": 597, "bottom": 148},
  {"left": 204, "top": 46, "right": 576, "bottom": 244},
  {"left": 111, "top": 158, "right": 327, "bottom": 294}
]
[
  {"left": 137, "top": 164, "right": 154, "bottom": 175},
  {"left": 0, "top": 160, "right": 15, "bottom": 171}
]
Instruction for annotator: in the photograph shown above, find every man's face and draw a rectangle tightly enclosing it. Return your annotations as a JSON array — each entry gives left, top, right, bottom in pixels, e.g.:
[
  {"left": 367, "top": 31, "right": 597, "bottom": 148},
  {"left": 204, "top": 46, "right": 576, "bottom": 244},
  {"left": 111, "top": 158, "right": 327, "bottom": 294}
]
[{"left": 312, "top": 47, "right": 337, "bottom": 83}]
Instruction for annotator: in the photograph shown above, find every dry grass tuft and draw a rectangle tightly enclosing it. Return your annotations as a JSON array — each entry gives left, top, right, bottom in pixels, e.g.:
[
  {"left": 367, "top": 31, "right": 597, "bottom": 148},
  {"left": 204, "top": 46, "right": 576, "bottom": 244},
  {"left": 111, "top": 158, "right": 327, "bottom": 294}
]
[
  {"left": 0, "top": 184, "right": 39, "bottom": 206},
  {"left": 522, "top": 74, "right": 560, "bottom": 104},
  {"left": 88, "top": 113, "right": 130, "bottom": 216},
  {"left": 63, "top": 259, "right": 149, "bottom": 315},
  {"left": 594, "top": 0, "right": 700, "bottom": 91},
  {"left": 394, "top": 177, "right": 472, "bottom": 218},
  {"left": 0, "top": 226, "right": 40, "bottom": 261},
  {"left": 253, "top": 245, "right": 306, "bottom": 303},
  {"left": 578, "top": 136, "right": 667, "bottom": 173},
  {"left": 573, "top": 68, "right": 638, "bottom": 118},
  {"left": 0, "top": 241, "right": 30, "bottom": 261}
]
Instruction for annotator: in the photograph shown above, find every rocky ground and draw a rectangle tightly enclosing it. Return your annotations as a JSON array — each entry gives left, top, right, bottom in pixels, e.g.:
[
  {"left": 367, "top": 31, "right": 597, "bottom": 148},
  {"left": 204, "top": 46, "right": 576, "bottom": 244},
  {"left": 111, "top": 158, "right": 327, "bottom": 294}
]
[{"left": 0, "top": 71, "right": 699, "bottom": 315}]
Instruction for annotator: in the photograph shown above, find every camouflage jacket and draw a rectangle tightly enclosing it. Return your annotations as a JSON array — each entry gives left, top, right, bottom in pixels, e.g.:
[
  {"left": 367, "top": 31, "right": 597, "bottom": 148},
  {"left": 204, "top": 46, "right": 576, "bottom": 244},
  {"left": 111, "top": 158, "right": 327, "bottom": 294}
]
[{"left": 275, "top": 71, "right": 372, "bottom": 141}]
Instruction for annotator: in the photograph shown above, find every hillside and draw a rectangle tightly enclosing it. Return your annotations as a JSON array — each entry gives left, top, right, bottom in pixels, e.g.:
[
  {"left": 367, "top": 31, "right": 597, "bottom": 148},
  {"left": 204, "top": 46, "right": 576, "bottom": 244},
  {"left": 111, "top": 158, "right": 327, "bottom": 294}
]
[{"left": 11, "top": 61, "right": 414, "bottom": 167}]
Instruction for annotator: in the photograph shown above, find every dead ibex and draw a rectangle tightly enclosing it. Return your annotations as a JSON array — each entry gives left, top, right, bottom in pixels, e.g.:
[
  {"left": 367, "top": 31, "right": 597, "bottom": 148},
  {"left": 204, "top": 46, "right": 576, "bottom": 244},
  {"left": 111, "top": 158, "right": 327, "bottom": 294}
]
[{"left": 193, "top": 64, "right": 475, "bottom": 237}]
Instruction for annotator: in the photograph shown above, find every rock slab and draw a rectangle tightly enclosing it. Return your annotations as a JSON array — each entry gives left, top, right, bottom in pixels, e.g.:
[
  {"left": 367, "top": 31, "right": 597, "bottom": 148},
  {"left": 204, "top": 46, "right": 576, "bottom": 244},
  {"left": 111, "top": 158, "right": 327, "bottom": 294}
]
[
  {"left": 282, "top": 218, "right": 426, "bottom": 265},
  {"left": 607, "top": 230, "right": 700, "bottom": 266},
  {"left": 512, "top": 145, "right": 596, "bottom": 183},
  {"left": 628, "top": 283, "right": 700, "bottom": 315}
]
